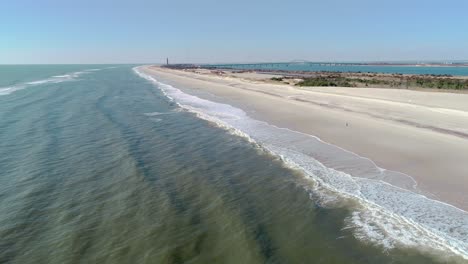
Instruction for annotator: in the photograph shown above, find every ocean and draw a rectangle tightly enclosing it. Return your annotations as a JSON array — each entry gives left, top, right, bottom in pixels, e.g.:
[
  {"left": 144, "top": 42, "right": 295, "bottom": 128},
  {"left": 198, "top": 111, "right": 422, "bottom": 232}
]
[
  {"left": 207, "top": 63, "right": 468, "bottom": 76},
  {"left": 0, "top": 65, "right": 465, "bottom": 263}
]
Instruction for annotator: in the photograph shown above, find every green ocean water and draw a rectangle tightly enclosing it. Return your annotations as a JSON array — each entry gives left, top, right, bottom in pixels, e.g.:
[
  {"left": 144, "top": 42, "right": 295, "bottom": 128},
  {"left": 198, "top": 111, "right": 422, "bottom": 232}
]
[
  {"left": 0, "top": 65, "right": 103, "bottom": 87},
  {"left": 0, "top": 65, "right": 447, "bottom": 263}
]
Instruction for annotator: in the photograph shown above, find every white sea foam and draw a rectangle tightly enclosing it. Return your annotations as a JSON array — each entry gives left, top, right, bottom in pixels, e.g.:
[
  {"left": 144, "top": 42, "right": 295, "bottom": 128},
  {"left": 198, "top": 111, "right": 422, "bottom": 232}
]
[
  {"left": 144, "top": 112, "right": 163, "bottom": 116},
  {"left": 26, "top": 80, "right": 55, "bottom": 85},
  {"left": 51, "top": 74, "right": 72, "bottom": 78},
  {"left": 144, "top": 111, "right": 178, "bottom": 116},
  {"left": 0, "top": 86, "right": 23, "bottom": 96},
  {"left": 0, "top": 70, "right": 91, "bottom": 96},
  {"left": 134, "top": 67, "right": 468, "bottom": 261}
]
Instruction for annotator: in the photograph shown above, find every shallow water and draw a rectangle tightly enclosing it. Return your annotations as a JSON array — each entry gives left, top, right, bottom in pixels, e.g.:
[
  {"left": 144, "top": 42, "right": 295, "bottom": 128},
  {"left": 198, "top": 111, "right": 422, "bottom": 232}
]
[{"left": 0, "top": 65, "right": 462, "bottom": 263}]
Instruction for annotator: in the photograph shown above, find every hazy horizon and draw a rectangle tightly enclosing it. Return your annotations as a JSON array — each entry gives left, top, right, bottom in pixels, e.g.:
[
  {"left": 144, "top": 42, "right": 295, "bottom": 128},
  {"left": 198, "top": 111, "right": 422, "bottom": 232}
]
[
  {"left": 2, "top": 59, "right": 468, "bottom": 66},
  {"left": 2, "top": 0, "right": 468, "bottom": 64}
]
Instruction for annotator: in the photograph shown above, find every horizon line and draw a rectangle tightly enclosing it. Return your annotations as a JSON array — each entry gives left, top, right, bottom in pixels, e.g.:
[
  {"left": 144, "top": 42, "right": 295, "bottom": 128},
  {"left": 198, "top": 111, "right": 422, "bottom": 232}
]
[{"left": 2, "top": 59, "right": 468, "bottom": 66}]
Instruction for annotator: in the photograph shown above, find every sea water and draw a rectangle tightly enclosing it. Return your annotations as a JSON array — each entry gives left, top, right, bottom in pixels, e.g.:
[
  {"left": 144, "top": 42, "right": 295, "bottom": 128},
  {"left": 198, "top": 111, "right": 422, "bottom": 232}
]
[{"left": 0, "top": 65, "right": 465, "bottom": 263}]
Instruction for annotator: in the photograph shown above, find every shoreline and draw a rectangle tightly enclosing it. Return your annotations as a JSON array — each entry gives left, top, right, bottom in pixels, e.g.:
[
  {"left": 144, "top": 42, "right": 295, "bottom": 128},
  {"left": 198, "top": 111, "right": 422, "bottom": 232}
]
[
  {"left": 136, "top": 65, "right": 468, "bottom": 260},
  {"left": 141, "top": 65, "right": 468, "bottom": 212}
]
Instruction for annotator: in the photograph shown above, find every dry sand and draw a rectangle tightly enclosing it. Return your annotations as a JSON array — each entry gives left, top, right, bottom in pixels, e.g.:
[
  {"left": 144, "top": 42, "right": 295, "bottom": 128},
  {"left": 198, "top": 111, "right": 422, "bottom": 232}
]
[{"left": 142, "top": 66, "right": 468, "bottom": 211}]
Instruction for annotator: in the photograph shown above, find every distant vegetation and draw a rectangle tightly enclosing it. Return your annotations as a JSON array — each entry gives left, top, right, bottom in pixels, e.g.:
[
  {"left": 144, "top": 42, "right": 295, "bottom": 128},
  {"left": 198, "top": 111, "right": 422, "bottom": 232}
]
[
  {"left": 270, "top": 77, "right": 284, "bottom": 82},
  {"left": 272, "top": 74, "right": 468, "bottom": 90},
  {"left": 409, "top": 77, "right": 468, "bottom": 90},
  {"left": 296, "top": 77, "right": 354, "bottom": 87}
]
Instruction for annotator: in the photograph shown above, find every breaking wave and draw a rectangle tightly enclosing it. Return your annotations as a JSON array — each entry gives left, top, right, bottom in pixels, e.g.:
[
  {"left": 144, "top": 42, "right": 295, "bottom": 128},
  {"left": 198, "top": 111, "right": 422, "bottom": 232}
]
[
  {"left": 134, "top": 67, "right": 468, "bottom": 262},
  {"left": 0, "top": 70, "right": 91, "bottom": 96}
]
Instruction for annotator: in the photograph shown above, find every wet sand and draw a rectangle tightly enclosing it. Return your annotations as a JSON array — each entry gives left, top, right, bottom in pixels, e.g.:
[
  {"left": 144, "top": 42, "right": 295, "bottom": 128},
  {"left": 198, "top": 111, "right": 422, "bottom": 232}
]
[{"left": 142, "top": 66, "right": 468, "bottom": 211}]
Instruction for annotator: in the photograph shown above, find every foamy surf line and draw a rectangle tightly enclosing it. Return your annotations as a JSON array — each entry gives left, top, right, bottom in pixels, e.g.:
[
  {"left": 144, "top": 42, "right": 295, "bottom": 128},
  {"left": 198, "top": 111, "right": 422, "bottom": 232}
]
[
  {"left": 0, "top": 69, "right": 101, "bottom": 96},
  {"left": 134, "top": 67, "right": 468, "bottom": 261}
]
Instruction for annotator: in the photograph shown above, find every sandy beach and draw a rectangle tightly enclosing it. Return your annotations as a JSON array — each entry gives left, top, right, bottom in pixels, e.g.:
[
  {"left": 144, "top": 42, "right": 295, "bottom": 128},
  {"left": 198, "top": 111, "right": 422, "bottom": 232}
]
[{"left": 142, "top": 66, "right": 468, "bottom": 211}]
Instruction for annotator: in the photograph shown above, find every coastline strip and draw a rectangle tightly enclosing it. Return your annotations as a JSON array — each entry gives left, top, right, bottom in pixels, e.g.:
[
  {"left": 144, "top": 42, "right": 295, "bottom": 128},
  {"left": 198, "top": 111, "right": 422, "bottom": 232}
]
[{"left": 134, "top": 66, "right": 468, "bottom": 261}]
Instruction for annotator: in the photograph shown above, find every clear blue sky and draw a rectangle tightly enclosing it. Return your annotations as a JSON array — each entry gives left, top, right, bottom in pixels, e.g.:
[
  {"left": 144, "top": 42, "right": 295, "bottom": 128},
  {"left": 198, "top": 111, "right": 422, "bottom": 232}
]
[{"left": 1, "top": 0, "right": 467, "bottom": 64}]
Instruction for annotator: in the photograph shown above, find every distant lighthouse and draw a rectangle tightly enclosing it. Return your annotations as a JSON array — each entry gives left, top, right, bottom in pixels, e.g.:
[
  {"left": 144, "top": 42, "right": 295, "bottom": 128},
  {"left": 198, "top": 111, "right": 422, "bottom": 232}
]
[{"left": 166, "top": 58, "right": 169, "bottom": 65}]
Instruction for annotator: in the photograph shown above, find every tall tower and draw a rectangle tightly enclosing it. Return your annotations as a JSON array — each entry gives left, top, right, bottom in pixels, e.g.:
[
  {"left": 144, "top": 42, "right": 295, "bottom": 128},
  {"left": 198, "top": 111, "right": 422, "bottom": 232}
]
[{"left": 166, "top": 58, "right": 169, "bottom": 65}]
